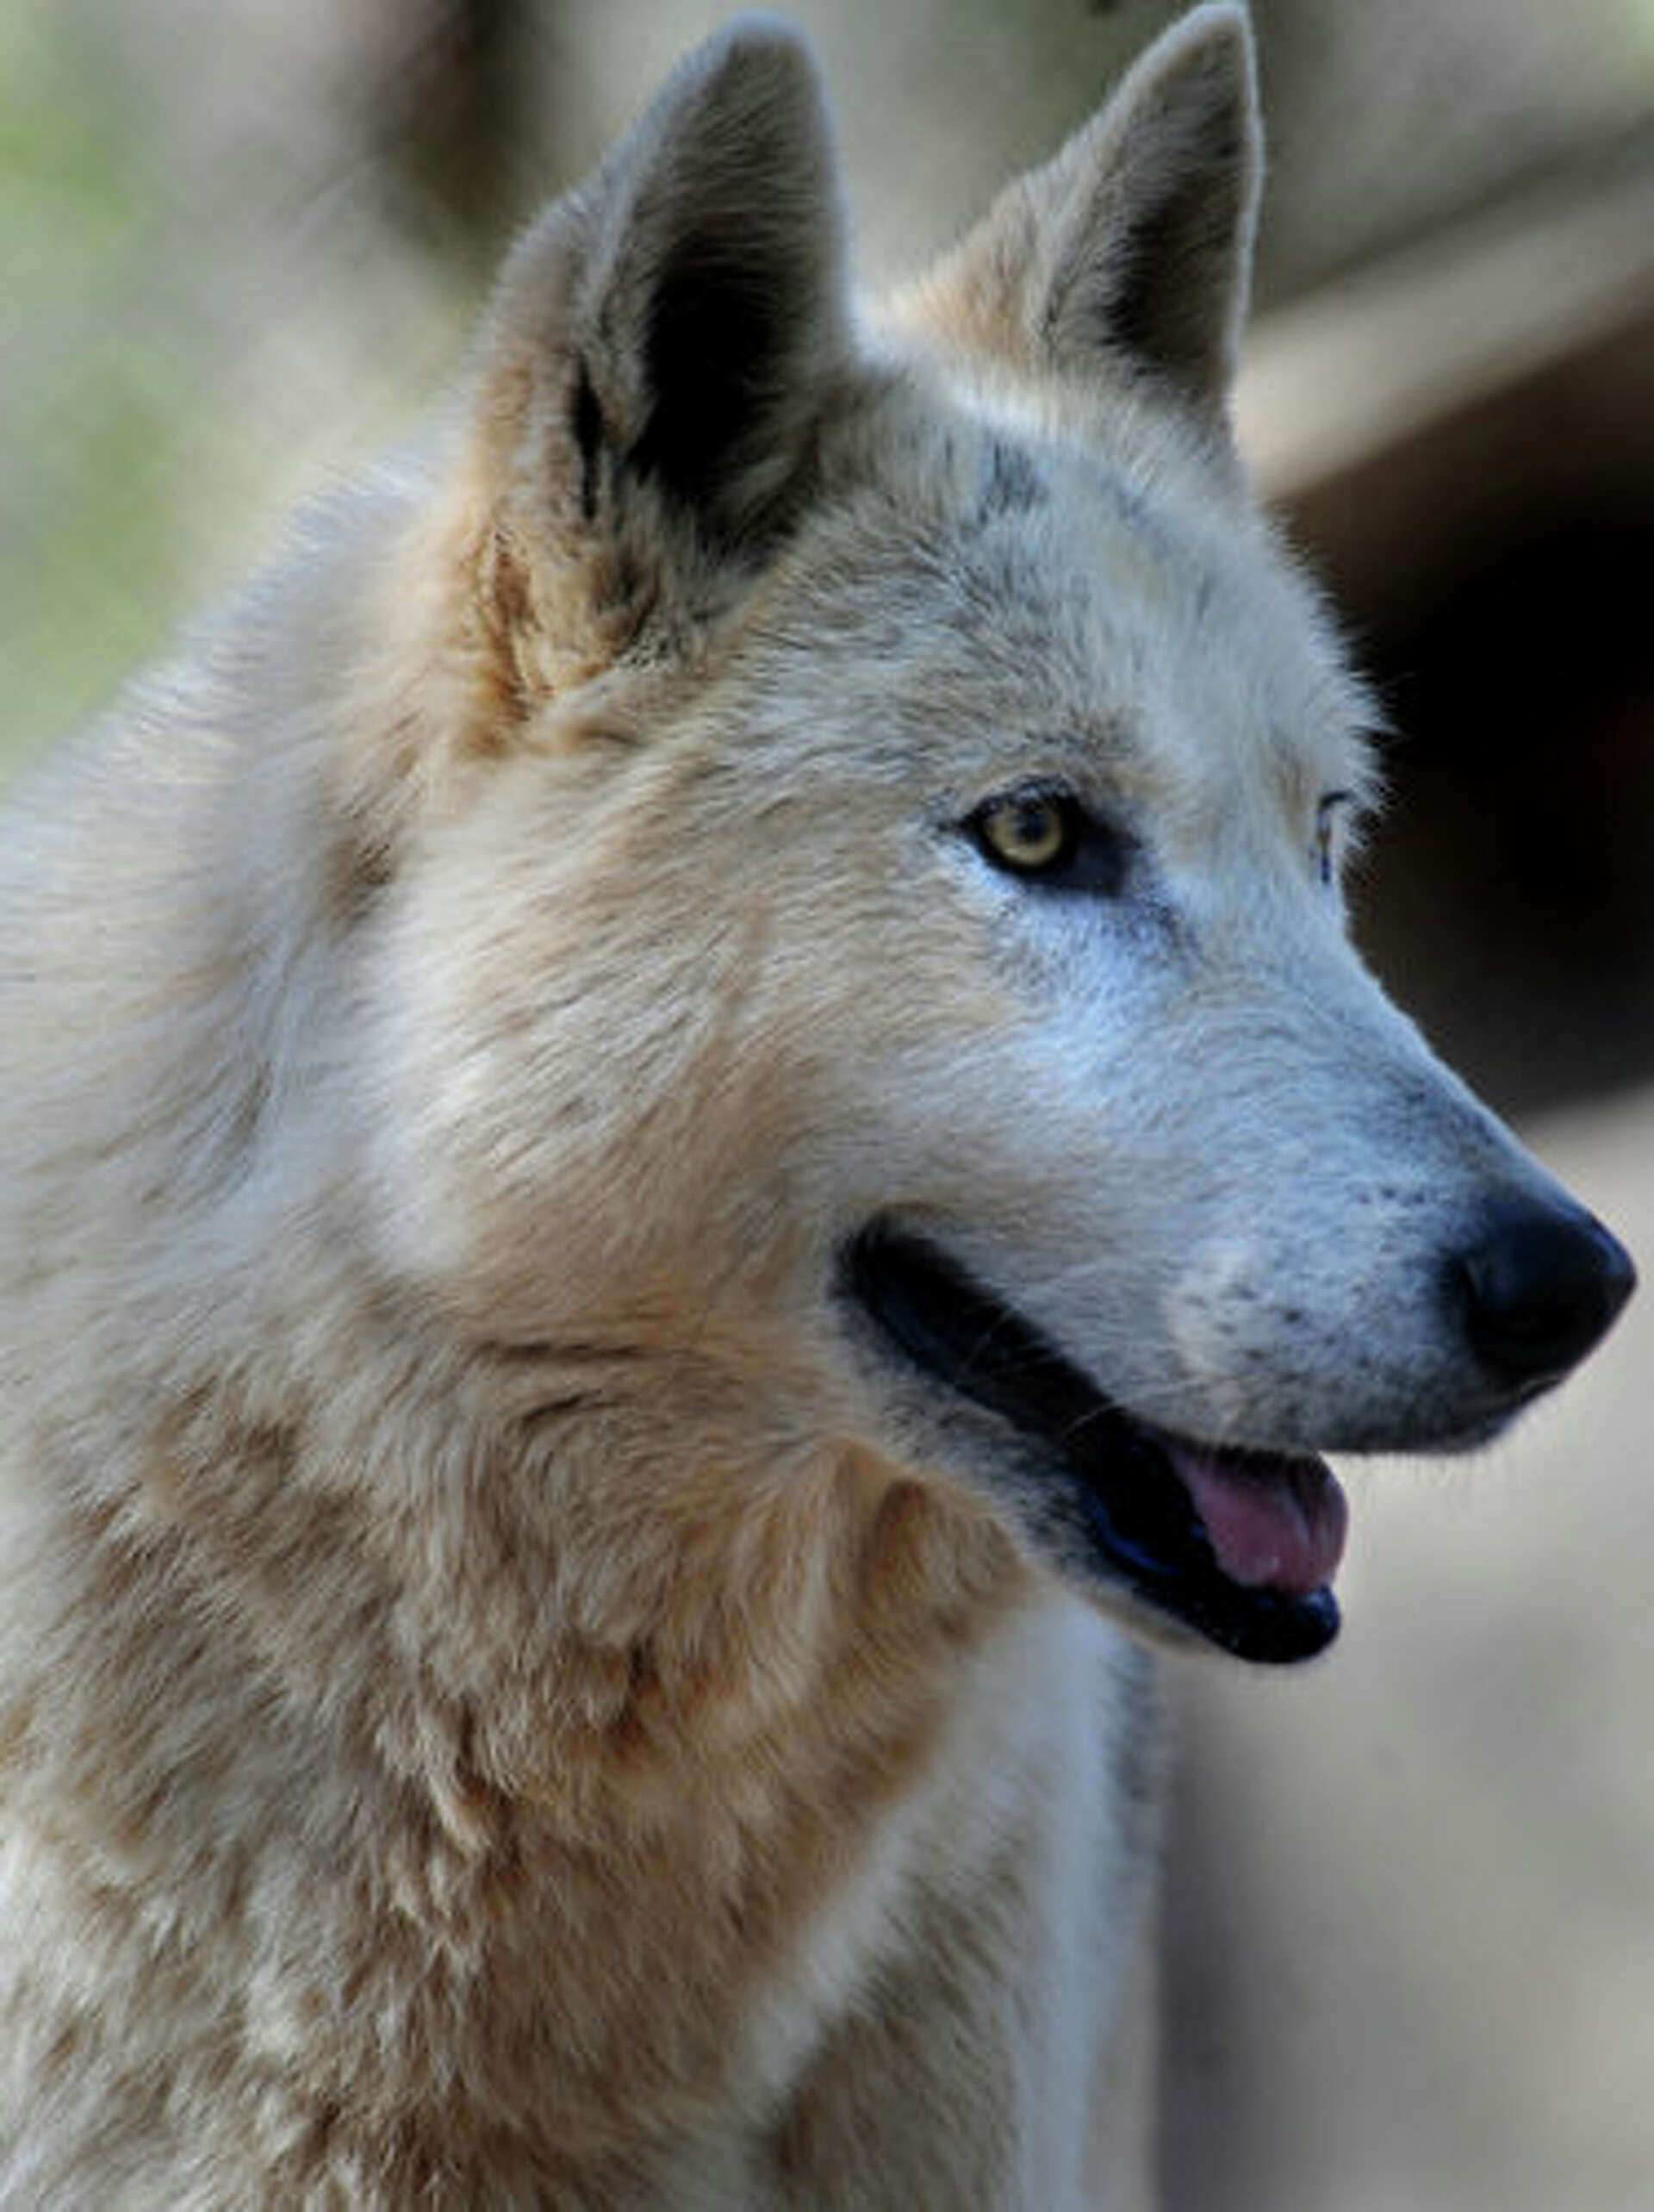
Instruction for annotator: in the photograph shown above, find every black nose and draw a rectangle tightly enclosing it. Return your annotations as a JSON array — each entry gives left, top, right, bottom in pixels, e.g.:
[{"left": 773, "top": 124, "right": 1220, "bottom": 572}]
[{"left": 1454, "top": 1203, "right": 1636, "bottom": 1389}]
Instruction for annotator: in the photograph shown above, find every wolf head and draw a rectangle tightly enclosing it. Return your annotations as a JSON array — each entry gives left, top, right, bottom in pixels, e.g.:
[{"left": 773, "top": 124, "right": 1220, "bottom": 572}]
[{"left": 354, "top": 8, "right": 1632, "bottom": 1665}]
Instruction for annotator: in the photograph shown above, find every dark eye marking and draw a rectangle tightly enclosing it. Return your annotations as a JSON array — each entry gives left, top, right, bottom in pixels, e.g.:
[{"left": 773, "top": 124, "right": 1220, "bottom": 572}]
[
  {"left": 964, "top": 781, "right": 1129, "bottom": 895},
  {"left": 1315, "top": 788, "right": 1356, "bottom": 886}
]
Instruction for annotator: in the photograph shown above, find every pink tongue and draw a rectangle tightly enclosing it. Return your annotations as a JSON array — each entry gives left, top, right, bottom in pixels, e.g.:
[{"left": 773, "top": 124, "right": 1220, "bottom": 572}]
[{"left": 1167, "top": 1442, "right": 1348, "bottom": 1596}]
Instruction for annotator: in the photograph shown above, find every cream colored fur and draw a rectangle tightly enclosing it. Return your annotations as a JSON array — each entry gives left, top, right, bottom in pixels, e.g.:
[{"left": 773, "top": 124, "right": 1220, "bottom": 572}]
[{"left": 0, "top": 9, "right": 1624, "bottom": 2205}]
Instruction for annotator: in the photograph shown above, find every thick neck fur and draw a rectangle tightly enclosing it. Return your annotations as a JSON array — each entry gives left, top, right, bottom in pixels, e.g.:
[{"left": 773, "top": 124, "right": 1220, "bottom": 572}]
[
  {"left": 6, "top": 1374, "right": 1021, "bottom": 2193},
  {"left": 0, "top": 614, "right": 1028, "bottom": 2182}
]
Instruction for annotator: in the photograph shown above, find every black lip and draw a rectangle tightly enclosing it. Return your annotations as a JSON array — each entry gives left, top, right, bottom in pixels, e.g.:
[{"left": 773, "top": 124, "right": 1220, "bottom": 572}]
[{"left": 843, "top": 1221, "right": 1339, "bottom": 1665}]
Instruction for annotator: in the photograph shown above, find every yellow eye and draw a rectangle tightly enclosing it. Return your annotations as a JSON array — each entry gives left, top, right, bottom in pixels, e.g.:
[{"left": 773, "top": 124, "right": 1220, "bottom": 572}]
[{"left": 973, "top": 788, "right": 1076, "bottom": 875}]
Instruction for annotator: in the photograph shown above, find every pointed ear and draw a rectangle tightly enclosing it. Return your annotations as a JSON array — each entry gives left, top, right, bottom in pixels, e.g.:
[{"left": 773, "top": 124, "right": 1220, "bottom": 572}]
[
  {"left": 910, "top": 3, "right": 1260, "bottom": 429},
  {"left": 474, "top": 18, "right": 851, "bottom": 575}
]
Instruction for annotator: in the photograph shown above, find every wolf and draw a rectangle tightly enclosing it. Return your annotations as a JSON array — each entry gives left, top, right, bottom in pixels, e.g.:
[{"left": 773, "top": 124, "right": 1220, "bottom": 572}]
[{"left": 0, "top": 6, "right": 1633, "bottom": 2206}]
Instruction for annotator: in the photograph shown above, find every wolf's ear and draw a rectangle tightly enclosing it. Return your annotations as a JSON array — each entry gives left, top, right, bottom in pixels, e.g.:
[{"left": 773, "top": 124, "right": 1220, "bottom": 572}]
[
  {"left": 910, "top": 3, "right": 1260, "bottom": 430},
  {"left": 475, "top": 18, "right": 850, "bottom": 569}
]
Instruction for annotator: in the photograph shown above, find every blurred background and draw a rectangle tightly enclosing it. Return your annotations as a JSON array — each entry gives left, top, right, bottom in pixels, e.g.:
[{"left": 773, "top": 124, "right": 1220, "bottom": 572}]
[{"left": 2, "top": 3, "right": 1651, "bottom": 2204}]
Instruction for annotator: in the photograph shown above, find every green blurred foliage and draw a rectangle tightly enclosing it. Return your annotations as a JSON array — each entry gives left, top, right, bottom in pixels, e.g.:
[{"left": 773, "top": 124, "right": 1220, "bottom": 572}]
[
  {"left": 0, "top": 3, "right": 202, "bottom": 770},
  {"left": 0, "top": 3, "right": 152, "bottom": 282}
]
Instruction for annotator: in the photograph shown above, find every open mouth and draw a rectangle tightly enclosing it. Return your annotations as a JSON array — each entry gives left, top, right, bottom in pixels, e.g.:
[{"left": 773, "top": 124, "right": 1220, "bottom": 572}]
[{"left": 843, "top": 1222, "right": 1348, "bottom": 1665}]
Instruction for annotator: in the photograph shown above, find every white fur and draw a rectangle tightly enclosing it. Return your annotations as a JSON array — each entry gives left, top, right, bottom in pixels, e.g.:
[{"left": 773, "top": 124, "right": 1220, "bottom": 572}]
[{"left": 0, "top": 10, "right": 1624, "bottom": 2204}]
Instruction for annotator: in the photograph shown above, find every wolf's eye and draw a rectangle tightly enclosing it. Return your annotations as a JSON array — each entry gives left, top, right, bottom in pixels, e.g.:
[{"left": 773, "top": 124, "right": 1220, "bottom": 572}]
[
  {"left": 1315, "top": 788, "right": 1355, "bottom": 887},
  {"left": 973, "top": 788, "right": 1073, "bottom": 873},
  {"left": 965, "top": 782, "right": 1128, "bottom": 894}
]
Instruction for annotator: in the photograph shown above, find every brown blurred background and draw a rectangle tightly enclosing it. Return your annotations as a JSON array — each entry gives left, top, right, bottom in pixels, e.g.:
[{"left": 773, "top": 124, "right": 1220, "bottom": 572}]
[{"left": 3, "top": 3, "right": 1651, "bottom": 2205}]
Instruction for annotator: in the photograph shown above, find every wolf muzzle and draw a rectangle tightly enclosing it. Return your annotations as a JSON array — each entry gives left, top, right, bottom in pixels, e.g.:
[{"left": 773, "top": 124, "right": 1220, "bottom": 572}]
[{"left": 844, "top": 1193, "right": 1634, "bottom": 1667}]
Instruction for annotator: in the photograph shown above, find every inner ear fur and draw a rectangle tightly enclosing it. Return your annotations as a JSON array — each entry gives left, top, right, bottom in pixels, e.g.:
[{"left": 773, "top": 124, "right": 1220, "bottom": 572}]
[
  {"left": 466, "top": 19, "right": 853, "bottom": 636},
  {"left": 907, "top": 3, "right": 1261, "bottom": 432}
]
